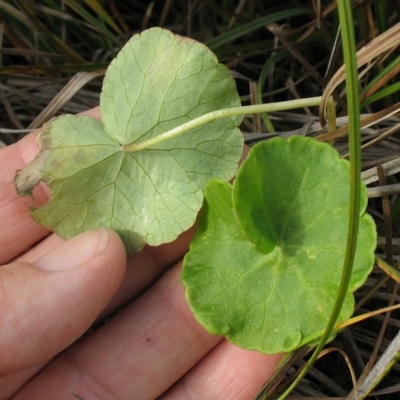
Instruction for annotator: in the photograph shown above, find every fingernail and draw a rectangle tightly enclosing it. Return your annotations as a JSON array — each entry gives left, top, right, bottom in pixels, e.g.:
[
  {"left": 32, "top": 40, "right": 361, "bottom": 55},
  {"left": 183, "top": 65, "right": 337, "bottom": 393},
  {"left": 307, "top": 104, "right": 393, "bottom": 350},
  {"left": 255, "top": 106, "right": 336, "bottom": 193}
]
[{"left": 35, "top": 228, "right": 110, "bottom": 271}]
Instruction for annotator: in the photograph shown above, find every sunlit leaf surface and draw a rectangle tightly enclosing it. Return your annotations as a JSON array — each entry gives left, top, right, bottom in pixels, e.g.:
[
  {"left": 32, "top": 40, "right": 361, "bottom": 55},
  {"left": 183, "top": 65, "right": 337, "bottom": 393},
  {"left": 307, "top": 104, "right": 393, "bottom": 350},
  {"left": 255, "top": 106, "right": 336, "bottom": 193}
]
[{"left": 182, "top": 137, "right": 376, "bottom": 353}]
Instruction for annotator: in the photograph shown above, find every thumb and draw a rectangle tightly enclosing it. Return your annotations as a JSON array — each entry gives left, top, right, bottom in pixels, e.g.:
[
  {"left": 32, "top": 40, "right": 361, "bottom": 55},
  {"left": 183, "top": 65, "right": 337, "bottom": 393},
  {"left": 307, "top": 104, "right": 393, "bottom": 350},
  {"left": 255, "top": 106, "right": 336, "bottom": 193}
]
[{"left": 0, "top": 228, "right": 126, "bottom": 375}]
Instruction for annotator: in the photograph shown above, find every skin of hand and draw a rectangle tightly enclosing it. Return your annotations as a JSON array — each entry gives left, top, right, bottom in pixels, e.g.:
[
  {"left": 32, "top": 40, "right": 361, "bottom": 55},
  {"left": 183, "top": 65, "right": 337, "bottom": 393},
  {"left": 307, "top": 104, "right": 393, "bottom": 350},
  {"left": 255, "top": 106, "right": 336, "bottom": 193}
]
[{"left": 0, "top": 107, "right": 283, "bottom": 400}]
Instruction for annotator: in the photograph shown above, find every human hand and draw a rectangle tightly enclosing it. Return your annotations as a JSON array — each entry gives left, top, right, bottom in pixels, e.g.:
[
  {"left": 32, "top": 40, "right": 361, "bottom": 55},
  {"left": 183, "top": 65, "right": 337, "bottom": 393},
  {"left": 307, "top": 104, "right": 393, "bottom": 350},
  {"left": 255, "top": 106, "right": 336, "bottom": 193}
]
[{"left": 0, "top": 108, "right": 282, "bottom": 399}]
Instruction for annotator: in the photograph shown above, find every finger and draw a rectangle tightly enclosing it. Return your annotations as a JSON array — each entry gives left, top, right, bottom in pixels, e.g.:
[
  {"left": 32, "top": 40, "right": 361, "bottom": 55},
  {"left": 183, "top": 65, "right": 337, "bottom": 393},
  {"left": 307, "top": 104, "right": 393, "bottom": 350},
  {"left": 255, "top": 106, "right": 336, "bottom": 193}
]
[
  {"left": 16, "top": 234, "right": 65, "bottom": 263},
  {"left": 0, "top": 364, "right": 46, "bottom": 400},
  {"left": 3, "top": 227, "right": 193, "bottom": 396},
  {"left": 159, "top": 340, "right": 283, "bottom": 399},
  {"left": 0, "top": 134, "right": 49, "bottom": 264},
  {"left": 15, "top": 225, "right": 194, "bottom": 323},
  {"left": 12, "top": 263, "right": 223, "bottom": 400},
  {"left": 0, "top": 228, "right": 126, "bottom": 376},
  {"left": 98, "top": 226, "right": 194, "bottom": 320},
  {"left": 0, "top": 107, "right": 101, "bottom": 265}
]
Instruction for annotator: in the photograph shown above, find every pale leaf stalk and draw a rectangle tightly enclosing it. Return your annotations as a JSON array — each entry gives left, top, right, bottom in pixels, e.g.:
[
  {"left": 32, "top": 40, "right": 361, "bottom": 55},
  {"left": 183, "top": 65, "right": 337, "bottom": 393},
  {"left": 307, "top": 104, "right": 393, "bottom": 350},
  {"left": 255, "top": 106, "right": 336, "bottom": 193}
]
[{"left": 122, "top": 97, "right": 323, "bottom": 152}]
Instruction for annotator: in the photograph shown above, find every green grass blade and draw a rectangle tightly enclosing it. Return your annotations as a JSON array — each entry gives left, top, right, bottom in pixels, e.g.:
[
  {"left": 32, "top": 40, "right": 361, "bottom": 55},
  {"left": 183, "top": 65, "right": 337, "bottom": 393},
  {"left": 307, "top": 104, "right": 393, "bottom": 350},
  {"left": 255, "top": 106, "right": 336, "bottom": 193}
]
[
  {"left": 257, "top": 50, "right": 292, "bottom": 133},
  {"left": 374, "top": 0, "right": 388, "bottom": 33},
  {"left": 361, "top": 81, "right": 400, "bottom": 108},
  {"left": 276, "top": 1, "right": 362, "bottom": 397},
  {"left": 13, "top": 0, "right": 86, "bottom": 63},
  {"left": 63, "top": 0, "right": 123, "bottom": 47},
  {"left": 361, "top": 55, "right": 400, "bottom": 102},
  {"left": 83, "top": 0, "right": 124, "bottom": 35},
  {"left": 205, "top": 8, "right": 312, "bottom": 50}
]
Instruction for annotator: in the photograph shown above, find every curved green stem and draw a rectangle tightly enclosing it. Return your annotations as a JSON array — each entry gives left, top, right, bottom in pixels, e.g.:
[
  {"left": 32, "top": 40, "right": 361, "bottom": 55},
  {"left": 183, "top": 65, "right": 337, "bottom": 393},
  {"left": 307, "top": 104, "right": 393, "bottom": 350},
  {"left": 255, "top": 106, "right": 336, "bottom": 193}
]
[{"left": 122, "top": 97, "right": 323, "bottom": 152}]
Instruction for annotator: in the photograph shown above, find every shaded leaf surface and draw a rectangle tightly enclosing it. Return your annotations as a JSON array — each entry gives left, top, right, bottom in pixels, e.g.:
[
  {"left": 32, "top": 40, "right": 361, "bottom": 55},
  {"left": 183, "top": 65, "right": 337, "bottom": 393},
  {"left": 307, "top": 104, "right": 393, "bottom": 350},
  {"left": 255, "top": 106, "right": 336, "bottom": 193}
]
[
  {"left": 14, "top": 28, "right": 243, "bottom": 254},
  {"left": 182, "top": 137, "right": 376, "bottom": 354}
]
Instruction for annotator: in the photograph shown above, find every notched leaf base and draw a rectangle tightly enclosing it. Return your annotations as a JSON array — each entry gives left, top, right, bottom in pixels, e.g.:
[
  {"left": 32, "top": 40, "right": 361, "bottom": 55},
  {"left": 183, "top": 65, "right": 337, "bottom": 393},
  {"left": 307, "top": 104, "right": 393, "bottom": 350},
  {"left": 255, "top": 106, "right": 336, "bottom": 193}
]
[{"left": 182, "top": 136, "right": 377, "bottom": 354}]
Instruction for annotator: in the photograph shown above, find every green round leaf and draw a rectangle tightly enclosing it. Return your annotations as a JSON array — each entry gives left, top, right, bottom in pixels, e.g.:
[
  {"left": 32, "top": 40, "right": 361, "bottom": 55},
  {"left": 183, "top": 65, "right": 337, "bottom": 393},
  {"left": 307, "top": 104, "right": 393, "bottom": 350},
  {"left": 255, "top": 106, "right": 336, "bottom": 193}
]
[
  {"left": 182, "top": 137, "right": 376, "bottom": 354},
  {"left": 14, "top": 28, "right": 243, "bottom": 254},
  {"left": 234, "top": 136, "right": 370, "bottom": 255}
]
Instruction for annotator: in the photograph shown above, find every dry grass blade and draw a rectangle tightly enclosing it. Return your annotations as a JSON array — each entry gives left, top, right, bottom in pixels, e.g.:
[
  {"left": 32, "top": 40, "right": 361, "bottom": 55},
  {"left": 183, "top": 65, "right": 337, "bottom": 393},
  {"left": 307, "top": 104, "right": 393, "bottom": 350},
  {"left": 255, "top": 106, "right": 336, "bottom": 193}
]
[
  {"left": 319, "top": 347, "right": 358, "bottom": 394},
  {"left": 227, "top": 0, "right": 247, "bottom": 29},
  {"left": 267, "top": 22, "right": 325, "bottom": 87},
  {"left": 0, "top": 63, "right": 108, "bottom": 76},
  {"left": 362, "top": 157, "right": 400, "bottom": 185},
  {"left": 346, "top": 329, "right": 400, "bottom": 400},
  {"left": 317, "top": 101, "right": 400, "bottom": 142},
  {"left": 28, "top": 70, "right": 105, "bottom": 129},
  {"left": 340, "top": 304, "right": 400, "bottom": 328},
  {"left": 378, "top": 166, "right": 393, "bottom": 266},
  {"left": 319, "top": 23, "right": 400, "bottom": 126},
  {"left": 0, "top": 0, "right": 33, "bottom": 28},
  {"left": 311, "top": 0, "right": 322, "bottom": 29},
  {"left": 252, "top": 346, "right": 313, "bottom": 399},
  {"left": 368, "top": 184, "right": 400, "bottom": 198},
  {"left": 346, "top": 123, "right": 400, "bottom": 158},
  {"left": 375, "top": 257, "right": 400, "bottom": 284},
  {"left": 353, "top": 166, "right": 397, "bottom": 400}
]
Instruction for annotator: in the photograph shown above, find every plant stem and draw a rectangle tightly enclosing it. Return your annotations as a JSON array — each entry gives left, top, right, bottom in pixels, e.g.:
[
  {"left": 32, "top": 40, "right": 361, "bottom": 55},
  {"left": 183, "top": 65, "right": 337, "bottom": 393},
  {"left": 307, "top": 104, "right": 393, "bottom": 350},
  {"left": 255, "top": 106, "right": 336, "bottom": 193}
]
[
  {"left": 276, "top": 1, "right": 361, "bottom": 398},
  {"left": 326, "top": 96, "right": 337, "bottom": 145},
  {"left": 122, "top": 97, "right": 322, "bottom": 152}
]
